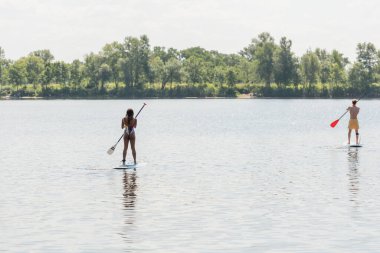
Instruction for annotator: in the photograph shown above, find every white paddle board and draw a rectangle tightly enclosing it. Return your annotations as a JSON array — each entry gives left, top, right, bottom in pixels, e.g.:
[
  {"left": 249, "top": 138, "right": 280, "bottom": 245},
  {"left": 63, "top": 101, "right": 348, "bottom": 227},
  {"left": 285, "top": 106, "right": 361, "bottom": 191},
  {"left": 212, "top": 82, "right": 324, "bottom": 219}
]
[
  {"left": 347, "top": 144, "right": 363, "bottom": 148},
  {"left": 113, "top": 162, "right": 147, "bottom": 170}
]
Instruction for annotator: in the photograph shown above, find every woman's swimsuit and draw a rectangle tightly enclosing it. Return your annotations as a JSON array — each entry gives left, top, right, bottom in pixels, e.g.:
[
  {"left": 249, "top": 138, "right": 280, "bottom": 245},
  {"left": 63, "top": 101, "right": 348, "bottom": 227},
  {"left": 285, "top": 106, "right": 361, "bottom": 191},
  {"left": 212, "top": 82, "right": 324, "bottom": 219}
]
[
  {"left": 124, "top": 118, "right": 135, "bottom": 136},
  {"left": 348, "top": 119, "right": 359, "bottom": 130}
]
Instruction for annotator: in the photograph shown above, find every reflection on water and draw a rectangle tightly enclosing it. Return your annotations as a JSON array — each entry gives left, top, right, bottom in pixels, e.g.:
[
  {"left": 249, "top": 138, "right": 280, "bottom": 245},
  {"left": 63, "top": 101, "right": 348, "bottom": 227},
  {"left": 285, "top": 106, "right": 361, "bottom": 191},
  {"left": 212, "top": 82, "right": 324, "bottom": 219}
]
[
  {"left": 347, "top": 148, "right": 360, "bottom": 204},
  {"left": 1, "top": 99, "right": 380, "bottom": 252},
  {"left": 123, "top": 171, "right": 138, "bottom": 210},
  {"left": 121, "top": 172, "right": 138, "bottom": 244}
]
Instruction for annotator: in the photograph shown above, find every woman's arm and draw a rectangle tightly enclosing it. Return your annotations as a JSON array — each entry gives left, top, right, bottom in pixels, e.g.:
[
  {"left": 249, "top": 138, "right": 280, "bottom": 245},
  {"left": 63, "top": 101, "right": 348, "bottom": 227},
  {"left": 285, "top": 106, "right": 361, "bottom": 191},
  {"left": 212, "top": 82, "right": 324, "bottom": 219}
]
[
  {"left": 121, "top": 118, "right": 125, "bottom": 129},
  {"left": 134, "top": 119, "right": 137, "bottom": 128}
]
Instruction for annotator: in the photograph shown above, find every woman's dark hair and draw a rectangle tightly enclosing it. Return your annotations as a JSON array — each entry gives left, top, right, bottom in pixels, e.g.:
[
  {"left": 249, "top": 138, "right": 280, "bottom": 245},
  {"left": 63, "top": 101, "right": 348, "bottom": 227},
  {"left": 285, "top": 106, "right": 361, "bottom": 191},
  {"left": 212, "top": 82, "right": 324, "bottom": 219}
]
[
  {"left": 352, "top": 99, "right": 358, "bottom": 105},
  {"left": 126, "top": 108, "right": 134, "bottom": 125}
]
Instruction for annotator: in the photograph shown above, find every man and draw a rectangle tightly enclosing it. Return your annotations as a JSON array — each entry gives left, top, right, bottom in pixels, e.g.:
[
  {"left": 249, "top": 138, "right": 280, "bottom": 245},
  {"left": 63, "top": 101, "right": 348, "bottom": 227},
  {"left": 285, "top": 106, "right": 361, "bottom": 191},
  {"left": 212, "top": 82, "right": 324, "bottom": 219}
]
[{"left": 347, "top": 99, "right": 360, "bottom": 144}]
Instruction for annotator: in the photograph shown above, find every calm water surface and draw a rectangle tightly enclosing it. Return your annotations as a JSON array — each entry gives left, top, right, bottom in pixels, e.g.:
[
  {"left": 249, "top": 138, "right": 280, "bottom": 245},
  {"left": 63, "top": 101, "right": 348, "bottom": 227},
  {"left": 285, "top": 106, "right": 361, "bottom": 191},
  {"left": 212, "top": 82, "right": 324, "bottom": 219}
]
[{"left": 1, "top": 99, "right": 380, "bottom": 252}]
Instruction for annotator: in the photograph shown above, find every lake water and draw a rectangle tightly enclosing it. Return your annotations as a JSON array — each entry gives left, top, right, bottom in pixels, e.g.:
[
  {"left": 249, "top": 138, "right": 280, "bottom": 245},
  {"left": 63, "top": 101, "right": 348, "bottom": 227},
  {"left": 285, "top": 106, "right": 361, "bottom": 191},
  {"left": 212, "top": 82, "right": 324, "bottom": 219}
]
[{"left": 1, "top": 99, "right": 380, "bottom": 252}]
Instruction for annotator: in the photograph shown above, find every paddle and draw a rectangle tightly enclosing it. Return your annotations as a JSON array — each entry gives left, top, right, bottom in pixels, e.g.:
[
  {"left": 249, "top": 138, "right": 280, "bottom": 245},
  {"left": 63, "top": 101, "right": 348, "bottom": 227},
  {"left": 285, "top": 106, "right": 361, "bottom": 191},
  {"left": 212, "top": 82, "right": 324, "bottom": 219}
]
[
  {"left": 330, "top": 94, "right": 365, "bottom": 128},
  {"left": 107, "top": 103, "right": 147, "bottom": 155}
]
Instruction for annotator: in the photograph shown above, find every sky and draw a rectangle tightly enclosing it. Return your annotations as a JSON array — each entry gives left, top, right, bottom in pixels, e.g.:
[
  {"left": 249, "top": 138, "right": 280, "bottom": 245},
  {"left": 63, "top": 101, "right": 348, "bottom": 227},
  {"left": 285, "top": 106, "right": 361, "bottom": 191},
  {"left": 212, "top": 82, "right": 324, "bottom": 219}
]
[{"left": 0, "top": 0, "right": 379, "bottom": 62}]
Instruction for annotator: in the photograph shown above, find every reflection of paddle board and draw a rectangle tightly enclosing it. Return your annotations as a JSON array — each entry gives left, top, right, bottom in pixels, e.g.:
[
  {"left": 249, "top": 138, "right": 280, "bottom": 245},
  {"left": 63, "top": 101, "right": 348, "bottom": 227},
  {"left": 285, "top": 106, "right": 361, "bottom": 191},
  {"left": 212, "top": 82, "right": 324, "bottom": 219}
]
[{"left": 113, "top": 162, "right": 147, "bottom": 170}]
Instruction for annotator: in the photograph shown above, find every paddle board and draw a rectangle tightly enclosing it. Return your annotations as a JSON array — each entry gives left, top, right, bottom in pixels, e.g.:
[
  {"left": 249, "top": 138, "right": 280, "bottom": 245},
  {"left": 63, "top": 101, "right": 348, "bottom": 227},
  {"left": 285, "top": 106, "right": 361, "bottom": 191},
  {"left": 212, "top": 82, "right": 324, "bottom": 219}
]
[
  {"left": 348, "top": 144, "right": 363, "bottom": 148},
  {"left": 113, "top": 162, "right": 147, "bottom": 170}
]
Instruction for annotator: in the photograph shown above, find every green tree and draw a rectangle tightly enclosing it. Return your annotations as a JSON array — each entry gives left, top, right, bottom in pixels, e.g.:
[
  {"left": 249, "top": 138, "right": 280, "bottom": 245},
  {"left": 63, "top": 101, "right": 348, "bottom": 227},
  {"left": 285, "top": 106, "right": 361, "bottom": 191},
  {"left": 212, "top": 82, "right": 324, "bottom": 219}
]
[
  {"left": 9, "top": 59, "right": 27, "bottom": 91},
  {"left": 213, "top": 66, "right": 226, "bottom": 86},
  {"left": 84, "top": 53, "right": 102, "bottom": 89},
  {"left": 241, "top": 32, "right": 276, "bottom": 87},
  {"left": 348, "top": 63, "right": 367, "bottom": 93},
  {"left": 315, "top": 49, "right": 330, "bottom": 84},
  {"left": 41, "top": 62, "right": 53, "bottom": 89},
  {"left": 29, "top": 50, "right": 55, "bottom": 89},
  {"left": 98, "top": 63, "right": 111, "bottom": 93},
  {"left": 120, "top": 35, "right": 151, "bottom": 90},
  {"left": 165, "top": 57, "right": 182, "bottom": 87},
  {"left": 0, "top": 47, "right": 6, "bottom": 89},
  {"left": 148, "top": 56, "right": 181, "bottom": 89},
  {"left": 300, "top": 51, "right": 320, "bottom": 95},
  {"left": 101, "top": 42, "right": 124, "bottom": 89},
  {"left": 274, "top": 37, "right": 297, "bottom": 87},
  {"left": 25, "top": 56, "right": 45, "bottom": 88},
  {"left": 70, "top": 60, "right": 84, "bottom": 91},
  {"left": 377, "top": 50, "right": 380, "bottom": 82},
  {"left": 355, "top": 42, "right": 378, "bottom": 89},
  {"left": 52, "top": 61, "right": 70, "bottom": 86},
  {"left": 226, "top": 67, "right": 237, "bottom": 87},
  {"left": 328, "top": 50, "right": 348, "bottom": 96},
  {"left": 149, "top": 56, "right": 165, "bottom": 87},
  {"left": 29, "top": 49, "right": 54, "bottom": 64},
  {"left": 237, "top": 58, "right": 256, "bottom": 84},
  {"left": 183, "top": 56, "right": 205, "bottom": 84},
  {"left": 181, "top": 47, "right": 210, "bottom": 61}
]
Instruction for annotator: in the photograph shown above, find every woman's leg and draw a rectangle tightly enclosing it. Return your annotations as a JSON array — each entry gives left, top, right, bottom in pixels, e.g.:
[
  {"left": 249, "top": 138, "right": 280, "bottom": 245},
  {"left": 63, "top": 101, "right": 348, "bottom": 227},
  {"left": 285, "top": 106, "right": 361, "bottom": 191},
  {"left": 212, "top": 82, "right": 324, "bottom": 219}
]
[
  {"left": 355, "top": 129, "right": 359, "bottom": 144},
  {"left": 348, "top": 129, "right": 352, "bottom": 144},
  {"left": 123, "top": 136, "right": 130, "bottom": 163},
  {"left": 130, "top": 135, "right": 136, "bottom": 164}
]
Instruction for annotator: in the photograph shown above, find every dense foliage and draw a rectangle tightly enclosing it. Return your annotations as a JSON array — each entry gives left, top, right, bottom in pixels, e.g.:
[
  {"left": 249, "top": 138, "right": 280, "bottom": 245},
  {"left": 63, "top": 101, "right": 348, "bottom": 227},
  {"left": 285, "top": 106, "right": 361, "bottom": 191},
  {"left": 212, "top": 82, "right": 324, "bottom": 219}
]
[{"left": 1, "top": 33, "right": 380, "bottom": 98}]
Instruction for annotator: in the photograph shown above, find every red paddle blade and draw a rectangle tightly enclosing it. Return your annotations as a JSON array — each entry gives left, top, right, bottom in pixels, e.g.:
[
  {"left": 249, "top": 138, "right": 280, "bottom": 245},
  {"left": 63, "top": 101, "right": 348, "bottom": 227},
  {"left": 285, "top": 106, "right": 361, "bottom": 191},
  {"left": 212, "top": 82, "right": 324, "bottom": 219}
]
[{"left": 330, "top": 119, "right": 339, "bottom": 128}]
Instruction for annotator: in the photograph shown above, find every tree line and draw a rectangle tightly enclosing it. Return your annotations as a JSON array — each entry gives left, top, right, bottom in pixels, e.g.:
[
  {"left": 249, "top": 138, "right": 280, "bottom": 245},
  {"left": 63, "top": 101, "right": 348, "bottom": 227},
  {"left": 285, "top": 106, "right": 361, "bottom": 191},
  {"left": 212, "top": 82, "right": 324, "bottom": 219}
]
[{"left": 1, "top": 33, "right": 380, "bottom": 98}]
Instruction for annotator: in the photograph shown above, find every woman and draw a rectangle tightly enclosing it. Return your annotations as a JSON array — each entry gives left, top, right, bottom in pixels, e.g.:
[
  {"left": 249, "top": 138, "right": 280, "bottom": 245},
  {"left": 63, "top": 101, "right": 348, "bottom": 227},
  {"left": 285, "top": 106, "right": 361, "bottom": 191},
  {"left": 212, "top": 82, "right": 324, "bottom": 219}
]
[
  {"left": 347, "top": 99, "right": 360, "bottom": 145},
  {"left": 121, "top": 108, "right": 137, "bottom": 164}
]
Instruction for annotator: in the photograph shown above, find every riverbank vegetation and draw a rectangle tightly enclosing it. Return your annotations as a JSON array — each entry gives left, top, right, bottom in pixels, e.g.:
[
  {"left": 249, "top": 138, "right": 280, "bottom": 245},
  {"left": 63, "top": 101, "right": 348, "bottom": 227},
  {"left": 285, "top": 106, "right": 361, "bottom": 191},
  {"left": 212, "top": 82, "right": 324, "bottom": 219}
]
[{"left": 1, "top": 33, "right": 380, "bottom": 98}]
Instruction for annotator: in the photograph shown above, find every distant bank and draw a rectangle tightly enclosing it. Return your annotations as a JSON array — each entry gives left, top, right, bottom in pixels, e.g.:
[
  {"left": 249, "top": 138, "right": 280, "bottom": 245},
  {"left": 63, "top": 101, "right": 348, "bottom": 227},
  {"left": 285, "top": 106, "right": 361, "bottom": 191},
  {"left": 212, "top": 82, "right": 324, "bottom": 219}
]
[
  {"left": 1, "top": 33, "right": 380, "bottom": 101},
  {"left": 1, "top": 82, "right": 379, "bottom": 100}
]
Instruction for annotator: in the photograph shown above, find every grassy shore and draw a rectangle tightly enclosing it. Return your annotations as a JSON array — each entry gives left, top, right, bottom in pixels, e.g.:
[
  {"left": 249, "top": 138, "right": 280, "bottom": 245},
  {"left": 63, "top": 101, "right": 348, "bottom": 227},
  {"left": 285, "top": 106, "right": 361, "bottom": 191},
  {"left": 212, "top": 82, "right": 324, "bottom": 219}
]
[{"left": 1, "top": 82, "right": 379, "bottom": 99}]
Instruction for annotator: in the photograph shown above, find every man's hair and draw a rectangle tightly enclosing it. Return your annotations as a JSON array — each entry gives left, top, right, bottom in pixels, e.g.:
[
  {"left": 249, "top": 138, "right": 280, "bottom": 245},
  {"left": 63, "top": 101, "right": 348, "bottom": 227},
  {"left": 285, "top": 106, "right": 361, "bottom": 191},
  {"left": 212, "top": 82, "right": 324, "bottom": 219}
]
[{"left": 352, "top": 99, "right": 358, "bottom": 105}]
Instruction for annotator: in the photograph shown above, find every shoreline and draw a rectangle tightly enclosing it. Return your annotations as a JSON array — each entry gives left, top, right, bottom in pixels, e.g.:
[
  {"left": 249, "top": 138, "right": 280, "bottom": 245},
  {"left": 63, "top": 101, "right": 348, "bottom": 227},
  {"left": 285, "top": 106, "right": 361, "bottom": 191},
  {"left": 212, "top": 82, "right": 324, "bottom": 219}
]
[{"left": 1, "top": 95, "right": 376, "bottom": 100}]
